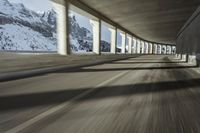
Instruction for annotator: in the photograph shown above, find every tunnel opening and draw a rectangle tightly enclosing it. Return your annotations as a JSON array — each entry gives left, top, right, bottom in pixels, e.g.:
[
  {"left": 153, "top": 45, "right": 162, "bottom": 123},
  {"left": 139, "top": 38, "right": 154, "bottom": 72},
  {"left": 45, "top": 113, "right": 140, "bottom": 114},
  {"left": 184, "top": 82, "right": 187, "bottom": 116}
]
[
  {"left": 68, "top": 5, "right": 97, "bottom": 54},
  {"left": 0, "top": 0, "right": 57, "bottom": 53},
  {"left": 117, "top": 29, "right": 125, "bottom": 54},
  {"left": 100, "top": 21, "right": 112, "bottom": 53}
]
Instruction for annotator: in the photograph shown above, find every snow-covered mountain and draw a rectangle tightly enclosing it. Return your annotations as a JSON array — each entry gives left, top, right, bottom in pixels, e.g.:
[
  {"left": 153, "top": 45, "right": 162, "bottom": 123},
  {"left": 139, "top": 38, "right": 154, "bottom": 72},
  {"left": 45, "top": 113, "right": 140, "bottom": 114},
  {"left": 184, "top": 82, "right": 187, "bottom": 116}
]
[
  {"left": 69, "top": 15, "right": 111, "bottom": 53},
  {"left": 41, "top": 9, "right": 57, "bottom": 32},
  {"left": 0, "top": 0, "right": 110, "bottom": 52},
  {"left": 69, "top": 15, "right": 93, "bottom": 52},
  {"left": 0, "top": 0, "right": 56, "bottom": 51},
  {"left": 101, "top": 40, "right": 110, "bottom": 52}
]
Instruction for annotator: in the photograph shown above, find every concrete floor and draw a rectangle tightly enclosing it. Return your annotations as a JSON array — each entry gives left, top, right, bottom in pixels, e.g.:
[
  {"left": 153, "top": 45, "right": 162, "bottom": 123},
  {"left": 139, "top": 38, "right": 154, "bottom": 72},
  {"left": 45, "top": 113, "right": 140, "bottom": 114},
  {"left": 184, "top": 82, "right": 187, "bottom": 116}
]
[
  {"left": 0, "top": 55, "right": 200, "bottom": 133},
  {"left": 0, "top": 52, "right": 136, "bottom": 73}
]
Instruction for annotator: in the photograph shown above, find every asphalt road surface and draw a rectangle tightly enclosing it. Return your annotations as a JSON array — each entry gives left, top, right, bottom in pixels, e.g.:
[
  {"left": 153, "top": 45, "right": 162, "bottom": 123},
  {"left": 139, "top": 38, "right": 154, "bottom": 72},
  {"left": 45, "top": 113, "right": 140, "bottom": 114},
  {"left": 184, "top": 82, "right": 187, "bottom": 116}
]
[{"left": 1, "top": 55, "right": 200, "bottom": 133}]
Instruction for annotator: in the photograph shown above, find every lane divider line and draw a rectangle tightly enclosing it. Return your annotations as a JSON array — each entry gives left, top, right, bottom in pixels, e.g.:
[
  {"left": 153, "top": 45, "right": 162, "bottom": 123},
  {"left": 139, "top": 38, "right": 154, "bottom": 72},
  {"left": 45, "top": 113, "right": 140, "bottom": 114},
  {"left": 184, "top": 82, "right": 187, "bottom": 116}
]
[{"left": 5, "top": 70, "right": 129, "bottom": 133}]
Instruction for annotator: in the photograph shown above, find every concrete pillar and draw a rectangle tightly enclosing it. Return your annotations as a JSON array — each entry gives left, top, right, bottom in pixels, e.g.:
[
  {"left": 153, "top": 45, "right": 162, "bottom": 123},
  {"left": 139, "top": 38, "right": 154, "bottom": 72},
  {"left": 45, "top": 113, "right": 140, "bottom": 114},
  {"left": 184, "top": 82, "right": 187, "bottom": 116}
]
[
  {"left": 137, "top": 39, "right": 141, "bottom": 54},
  {"left": 153, "top": 44, "right": 157, "bottom": 54},
  {"left": 167, "top": 46, "right": 170, "bottom": 54},
  {"left": 157, "top": 44, "right": 159, "bottom": 54},
  {"left": 127, "top": 35, "right": 132, "bottom": 54},
  {"left": 156, "top": 44, "right": 158, "bottom": 54},
  {"left": 176, "top": 54, "right": 182, "bottom": 59},
  {"left": 181, "top": 54, "right": 188, "bottom": 62},
  {"left": 145, "top": 42, "right": 149, "bottom": 54},
  {"left": 156, "top": 44, "right": 159, "bottom": 54},
  {"left": 169, "top": 46, "right": 172, "bottom": 54},
  {"left": 109, "top": 27, "right": 117, "bottom": 54},
  {"left": 172, "top": 46, "right": 176, "bottom": 54},
  {"left": 174, "top": 46, "right": 177, "bottom": 53},
  {"left": 157, "top": 45, "right": 159, "bottom": 54},
  {"left": 132, "top": 38, "right": 137, "bottom": 54},
  {"left": 158, "top": 45, "right": 162, "bottom": 54},
  {"left": 161, "top": 45, "right": 164, "bottom": 54},
  {"left": 143, "top": 41, "right": 145, "bottom": 54},
  {"left": 149, "top": 43, "right": 152, "bottom": 54},
  {"left": 52, "top": 0, "right": 69, "bottom": 55},
  {"left": 161, "top": 45, "right": 163, "bottom": 54},
  {"left": 160, "top": 45, "right": 162, "bottom": 54},
  {"left": 120, "top": 32, "right": 126, "bottom": 54},
  {"left": 151, "top": 43, "right": 153, "bottom": 54},
  {"left": 188, "top": 54, "right": 197, "bottom": 66},
  {"left": 90, "top": 19, "right": 101, "bottom": 54},
  {"left": 162, "top": 45, "right": 166, "bottom": 54},
  {"left": 166, "top": 45, "right": 168, "bottom": 54},
  {"left": 172, "top": 46, "right": 174, "bottom": 54},
  {"left": 141, "top": 41, "right": 145, "bottom": 54},
  {"left": 171, "top": 46, "right": 174, "bottom": 55}
]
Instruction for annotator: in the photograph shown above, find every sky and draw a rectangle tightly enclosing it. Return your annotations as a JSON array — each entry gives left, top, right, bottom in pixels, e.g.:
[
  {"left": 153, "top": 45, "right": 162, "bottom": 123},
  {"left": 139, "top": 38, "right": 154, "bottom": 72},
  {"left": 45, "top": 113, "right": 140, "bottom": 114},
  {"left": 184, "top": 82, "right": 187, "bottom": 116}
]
[{"left": 8, "top": 0, "right": 53, "bottom": 12}]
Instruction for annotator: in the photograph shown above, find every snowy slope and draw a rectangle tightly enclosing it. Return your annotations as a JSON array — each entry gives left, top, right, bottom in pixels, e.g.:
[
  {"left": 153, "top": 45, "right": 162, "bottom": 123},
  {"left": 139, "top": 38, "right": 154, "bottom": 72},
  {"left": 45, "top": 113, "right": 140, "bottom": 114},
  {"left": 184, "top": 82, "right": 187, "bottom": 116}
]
[
  {"left": 0, "top": 24, "right": 56, "bottom": 51},
  {"left": 0, "top": 0, "right": 57, "bottom": 51},
  {"left": 0, "top": 0, "right": 110, "bottom": 52},
  {"left": 0, "top": 0, "right": 44, "bottom": 24}
]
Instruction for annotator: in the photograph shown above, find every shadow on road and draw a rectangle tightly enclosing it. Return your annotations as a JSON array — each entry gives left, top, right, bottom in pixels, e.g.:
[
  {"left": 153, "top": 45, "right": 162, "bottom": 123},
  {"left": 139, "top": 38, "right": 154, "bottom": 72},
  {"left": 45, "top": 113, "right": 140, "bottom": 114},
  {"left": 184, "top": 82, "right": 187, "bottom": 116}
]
[
  {"left": 1, "top": 77, "right": 200, "bottom": 111},
  {"left": 112, "top": 61, "right": 186, "bottom": 64},
  {"left": 58, "top": 65, "right": 197, "bottom": 73}
]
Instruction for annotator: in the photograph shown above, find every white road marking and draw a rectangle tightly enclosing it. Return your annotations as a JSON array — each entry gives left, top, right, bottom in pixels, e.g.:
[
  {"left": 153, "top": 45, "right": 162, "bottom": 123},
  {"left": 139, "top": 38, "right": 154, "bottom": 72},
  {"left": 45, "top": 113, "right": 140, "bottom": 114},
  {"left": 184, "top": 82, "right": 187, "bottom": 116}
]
[{"left": 5, "top": 70, "right": 129, "bottom": 133}]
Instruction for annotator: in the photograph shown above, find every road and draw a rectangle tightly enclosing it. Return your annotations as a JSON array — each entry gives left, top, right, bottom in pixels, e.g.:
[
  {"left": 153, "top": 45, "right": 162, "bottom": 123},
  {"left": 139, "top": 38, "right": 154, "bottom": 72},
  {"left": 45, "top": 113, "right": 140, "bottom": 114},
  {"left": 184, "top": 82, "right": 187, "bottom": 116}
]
[{"left": 1, "top": 55, "right": 200, "bottom": 133}]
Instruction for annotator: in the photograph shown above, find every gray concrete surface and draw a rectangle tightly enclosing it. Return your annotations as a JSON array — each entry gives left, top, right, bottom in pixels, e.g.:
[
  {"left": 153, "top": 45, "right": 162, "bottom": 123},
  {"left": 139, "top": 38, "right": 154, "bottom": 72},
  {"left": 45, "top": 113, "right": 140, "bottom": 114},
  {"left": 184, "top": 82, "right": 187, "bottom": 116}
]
[
  {"left": 177, "top": 6, "right": 200, "bottom": 54},
  {"left": 0, "top": 52, "right": 139, "bottom": 82},
  {"left": 75, "top": 0, "right": 199, "bottom": 44},
  {"left": 0, "top": 52, "right": 137, "bottom": 73},
  {"left": 1, "top": 55, "right": 200, "bottom": 133}
]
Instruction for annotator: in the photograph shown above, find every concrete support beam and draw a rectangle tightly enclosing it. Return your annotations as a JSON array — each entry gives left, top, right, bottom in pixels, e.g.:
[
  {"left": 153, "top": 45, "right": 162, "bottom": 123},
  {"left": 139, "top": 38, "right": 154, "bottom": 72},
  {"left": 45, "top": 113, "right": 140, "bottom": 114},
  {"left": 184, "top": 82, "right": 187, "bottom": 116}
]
[
  {"left": 90, "top": 19, "right": 101, "bottom": 54},
  {"left": 162, "top": 45, "right": 167, "bottom": 54},
  {"left": 166, "top": 45, "right": 169, "bottom": 54},
  {"left": 169, "top": 46, "right": 172, "bottom": 54},
  {"left": 172, "top": 46, "right": 176, "bottom": 54},
  {"left": 176, "top": 54, "right": 182, "bottom": 59},
  {"left": 165, "top": 45, "right": 167, "bottom": 54},
  {"left": 132, "top": 38, "right": 137, "bottom": 54},
  {"left": 145, "top": 42, "right": 149, "bottom": 54},
  {"left": 158, "top": 45, "right": 162, "bottom": 54},
  {"left": 162, "top": 45, "right": 166, "bottom": 54},
  {"left": 171, "top": 46, "right": 174, "bottom": 55},
  {"left": 52, "top": 0, "right": 69, "bottom": 55},
  {"left": 160, "top": 45, "right": 162, "bottom": 54},
  {"left": 127, "top": 35, "right": 132, "bottom": 54},
  {"left": 153, "top": 44, "right": 157, "bottom": 54},
  {"left": 120, "top": 32, "right": 126, "bottom": 54},
  {"left": 155, "top": 44, "right": 158, "bottom": 54},
  {"left": 156, "top": 44, "right": 159, "bottom": 54},
  {"left": 188, "top": 54, "right": 197, "bottom": 65},
  {"left": 141, "top": 41, "right": 145, "bottom": 54},
  {"left": 181, "top": 54, "right": 188, "bottom": 62},
  {"left": 166, "top": 45, "right": 172, "bottom": 55},
  {"left": 109, "top": 27, "right": 117, "bottom": 54},
  {"left": 137, "top": 39, "right": 141, "bottom": 54},
  {"left": 149, "top": 43, "right": 153, "bottom": 54}
]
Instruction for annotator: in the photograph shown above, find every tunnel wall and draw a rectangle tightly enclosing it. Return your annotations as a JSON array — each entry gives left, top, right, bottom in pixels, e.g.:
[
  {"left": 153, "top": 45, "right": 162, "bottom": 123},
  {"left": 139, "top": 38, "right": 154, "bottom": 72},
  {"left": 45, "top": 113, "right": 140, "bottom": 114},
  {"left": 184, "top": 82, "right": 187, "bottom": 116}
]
[{"left": 176, "top": 6, "right": 200, "bottom": 55}]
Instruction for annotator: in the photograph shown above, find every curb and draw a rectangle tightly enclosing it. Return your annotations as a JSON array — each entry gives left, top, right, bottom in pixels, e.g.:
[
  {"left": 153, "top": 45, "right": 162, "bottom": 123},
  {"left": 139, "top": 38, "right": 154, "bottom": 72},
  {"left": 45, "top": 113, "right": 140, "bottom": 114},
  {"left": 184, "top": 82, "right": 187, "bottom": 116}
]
[{"left": 0, "top": 56, "right": 135, "bottom": 82}]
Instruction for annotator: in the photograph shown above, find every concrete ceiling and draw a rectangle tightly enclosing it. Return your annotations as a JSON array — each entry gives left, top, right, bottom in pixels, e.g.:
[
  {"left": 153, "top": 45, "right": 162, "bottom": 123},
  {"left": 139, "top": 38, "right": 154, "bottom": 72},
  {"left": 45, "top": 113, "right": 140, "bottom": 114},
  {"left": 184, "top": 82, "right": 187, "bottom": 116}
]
[{"left": 79, "top": 0, "right": 200, "bottom": 44}]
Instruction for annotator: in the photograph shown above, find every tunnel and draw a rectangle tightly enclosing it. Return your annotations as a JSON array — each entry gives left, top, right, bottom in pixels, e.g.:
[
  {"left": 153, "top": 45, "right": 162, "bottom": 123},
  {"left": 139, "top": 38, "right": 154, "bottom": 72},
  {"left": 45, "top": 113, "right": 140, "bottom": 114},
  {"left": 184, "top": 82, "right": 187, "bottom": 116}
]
[{"left": 0, "top": 0, "right": 200, "bottom": 133}]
